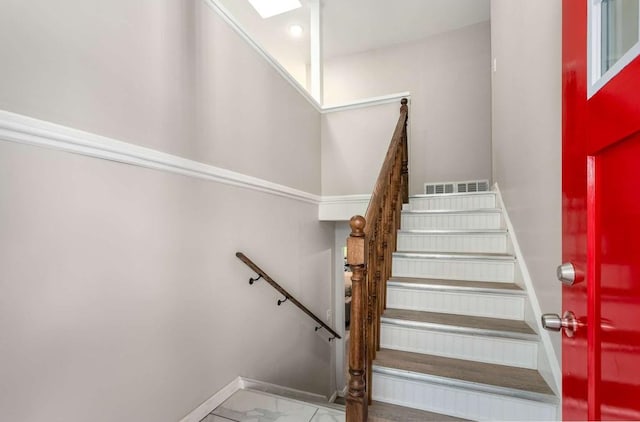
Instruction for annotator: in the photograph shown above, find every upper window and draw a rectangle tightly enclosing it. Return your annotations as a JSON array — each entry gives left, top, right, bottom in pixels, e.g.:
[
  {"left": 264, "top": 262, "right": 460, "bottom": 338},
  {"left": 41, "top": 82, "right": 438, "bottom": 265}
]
[{"left": 588, "top": 0, "right": 640, "bottom": 96}]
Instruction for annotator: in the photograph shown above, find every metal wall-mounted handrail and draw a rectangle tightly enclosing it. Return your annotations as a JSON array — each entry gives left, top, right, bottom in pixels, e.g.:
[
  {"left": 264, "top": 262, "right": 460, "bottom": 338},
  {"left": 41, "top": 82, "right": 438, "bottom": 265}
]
[{"left": 235, "top": 252, "right": 341, "bottom": 341}]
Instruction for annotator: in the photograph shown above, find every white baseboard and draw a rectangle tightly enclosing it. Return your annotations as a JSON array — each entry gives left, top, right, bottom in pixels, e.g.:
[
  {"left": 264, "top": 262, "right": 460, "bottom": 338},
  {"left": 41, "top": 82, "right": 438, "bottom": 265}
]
[
  {"left": 240, "top": 377, "right": 329, "bottom": 403},
  {"left": 178, "top": 376, "right": 337, "bottom": 422},
  {"left": 178, "top": 377, "right": 242, "bottom": 422},
  {"left": 493, "top": 183, "right": 561, "bottom": 394}
]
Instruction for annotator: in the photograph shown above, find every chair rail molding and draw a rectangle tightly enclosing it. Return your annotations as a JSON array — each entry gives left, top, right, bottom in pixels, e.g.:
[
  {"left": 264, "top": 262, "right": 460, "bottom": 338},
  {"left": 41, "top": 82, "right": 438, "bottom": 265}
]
[
  {"left": 0, "top": 109, "right": 379, "bottom": 212},
  {"left": 0, "top": 110, "right": 319, "bottom": 204}
]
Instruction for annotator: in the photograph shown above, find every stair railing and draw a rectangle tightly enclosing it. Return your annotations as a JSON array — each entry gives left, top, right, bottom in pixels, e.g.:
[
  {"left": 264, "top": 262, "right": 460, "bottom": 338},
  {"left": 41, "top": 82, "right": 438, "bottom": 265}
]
[
  {"left": 346, "top": 98, "right": 409, "bottom": 421},
  {"left": 236, "top": 252, "right": 341, "bottom": 341}
]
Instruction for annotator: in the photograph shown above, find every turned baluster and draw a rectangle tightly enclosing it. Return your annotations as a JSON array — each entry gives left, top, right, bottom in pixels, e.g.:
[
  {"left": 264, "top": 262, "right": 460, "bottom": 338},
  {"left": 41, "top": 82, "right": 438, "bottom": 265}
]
[
  {"left": 401, "top": 98, "right": 409, "bottom": 205},
  {"left": 346, "top": 216, "right": 368, "bottom": 422},
  {"left": 346, "top": 98, "right": 409, "bottom": 421}
]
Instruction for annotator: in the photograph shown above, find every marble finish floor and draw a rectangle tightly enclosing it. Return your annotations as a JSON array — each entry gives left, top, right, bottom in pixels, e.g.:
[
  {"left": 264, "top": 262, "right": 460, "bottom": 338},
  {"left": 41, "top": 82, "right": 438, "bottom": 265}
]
[{"left": 201, "top": 389, "right": 344, "bottom": 422}]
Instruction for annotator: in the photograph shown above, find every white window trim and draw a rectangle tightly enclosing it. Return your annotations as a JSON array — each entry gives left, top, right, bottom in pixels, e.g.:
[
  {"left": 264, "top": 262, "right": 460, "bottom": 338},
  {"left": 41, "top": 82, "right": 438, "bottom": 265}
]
[{"left": 588, "top": 0, "right": 640, "bottom": 98}]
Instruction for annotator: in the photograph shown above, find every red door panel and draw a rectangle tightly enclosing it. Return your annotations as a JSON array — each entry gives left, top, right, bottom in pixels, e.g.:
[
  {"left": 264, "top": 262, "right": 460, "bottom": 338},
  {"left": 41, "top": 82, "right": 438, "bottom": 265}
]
[
  {"left": 563, "top": 0, "right": 640, "bottom": 420},
  {"left": 595, "top": 133, "right": 640, "bottom": 420},
  {"left": 562, "top": 1, "right": 589, "bottom": 419},
  {"left": 588, "top": 59, "right": 640, "bottom": 152}
]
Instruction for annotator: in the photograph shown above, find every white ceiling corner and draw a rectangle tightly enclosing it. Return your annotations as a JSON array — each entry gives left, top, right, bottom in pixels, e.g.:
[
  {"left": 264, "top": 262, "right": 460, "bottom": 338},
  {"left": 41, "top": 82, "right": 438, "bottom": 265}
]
[{"left": 216, "top": 0, "right": 490, "bottom": 73}]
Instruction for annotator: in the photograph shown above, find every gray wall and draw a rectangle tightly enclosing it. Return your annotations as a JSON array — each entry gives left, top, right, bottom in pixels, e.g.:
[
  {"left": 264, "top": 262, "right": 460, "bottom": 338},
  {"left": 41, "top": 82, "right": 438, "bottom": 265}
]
[
  {"left": 0, "top": 0, "right": 320, "bottom": 194},
  {"left": 491, "top": 0, "right": 562, "bottom": 359},
  {"left": 323, "top": 22, "right": 492, "bottom": 193},
  {"left": 0, "top": 1, "right": 334, "bottom": 421},
  {"left": 321, "top": 102, "right": 401, "bottom": 195}
]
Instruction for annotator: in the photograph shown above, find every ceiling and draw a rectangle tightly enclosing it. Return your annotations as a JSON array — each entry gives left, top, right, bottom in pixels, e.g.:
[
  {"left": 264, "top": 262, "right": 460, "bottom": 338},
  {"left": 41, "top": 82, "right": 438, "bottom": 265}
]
[
  {"left": 216, "top": 0, "right": 490, "bottom": 83},
  {"left": 322, "top": 0, "right": 491, "bottom": 58}
]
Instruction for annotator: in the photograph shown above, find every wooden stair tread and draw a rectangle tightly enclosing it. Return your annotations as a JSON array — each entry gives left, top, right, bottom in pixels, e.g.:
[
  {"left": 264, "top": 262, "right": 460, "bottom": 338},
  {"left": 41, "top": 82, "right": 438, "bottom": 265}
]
[
  {"left": 382, "top": 308, "right": 535, "bottom": 335},
  {"left": 388, "top": 277, "right": 523, "bottom": 292},
  {"left": 374, "top": 348, "right": 555, "bottom": 396},
  {"left": 368, "top": 400, "right": 469, "bottom": 421}
]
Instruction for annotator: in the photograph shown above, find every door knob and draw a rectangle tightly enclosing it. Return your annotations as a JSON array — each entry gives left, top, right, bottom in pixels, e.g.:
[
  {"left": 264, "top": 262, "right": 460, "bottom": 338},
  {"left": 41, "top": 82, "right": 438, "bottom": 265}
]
[
  {"left": 557, "top": 262, "right": 583, "bottom": 285},
  {"left": 541, "top": 311, "right": 579, "bottom": 337}
]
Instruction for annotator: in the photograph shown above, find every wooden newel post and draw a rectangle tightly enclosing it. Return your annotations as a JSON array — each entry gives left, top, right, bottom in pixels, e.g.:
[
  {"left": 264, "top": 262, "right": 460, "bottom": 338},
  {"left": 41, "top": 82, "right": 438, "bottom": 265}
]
[
  {"left": 346, "top": 215, "right": 367, "bottom": 422},
  {"left": 400, "top": 98, "right": 409, "bottom": 204}
]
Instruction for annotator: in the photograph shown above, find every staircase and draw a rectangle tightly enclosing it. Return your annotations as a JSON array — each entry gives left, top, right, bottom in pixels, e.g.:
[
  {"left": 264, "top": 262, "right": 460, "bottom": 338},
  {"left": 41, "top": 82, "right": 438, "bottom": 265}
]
[{"left": 369, "top": 190, "right": 559, "bottom": 421}]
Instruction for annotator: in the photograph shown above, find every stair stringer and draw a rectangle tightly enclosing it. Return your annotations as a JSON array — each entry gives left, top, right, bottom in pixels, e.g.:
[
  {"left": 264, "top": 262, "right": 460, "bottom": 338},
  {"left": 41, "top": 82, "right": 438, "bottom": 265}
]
[{"left": 494, "top": 183, "right": 561, "bottom": 398}]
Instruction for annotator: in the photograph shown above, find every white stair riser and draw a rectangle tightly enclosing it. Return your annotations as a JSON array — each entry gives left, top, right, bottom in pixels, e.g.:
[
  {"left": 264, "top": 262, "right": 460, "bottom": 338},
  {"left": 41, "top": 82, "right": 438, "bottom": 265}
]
[
  {"left": 397, "top": 232, "right": 508, "bottom": 253},
  {"left": 392, "top": 257, "right": 515, "bottom": 283},
  {"left": 386, "top": 287, "right": 525, "bottom": 320},
  {"left": 381, "top": 324, "right": 538, "bottom": 369},
  {"left": 401, "top": 213, "right": 502, "bottom": 230},
  {"left": 410, "top": 194, "right": 496, "bottom": 211},
  {"left": 372, "top": 372, "right": 558, "bottom": 421}
]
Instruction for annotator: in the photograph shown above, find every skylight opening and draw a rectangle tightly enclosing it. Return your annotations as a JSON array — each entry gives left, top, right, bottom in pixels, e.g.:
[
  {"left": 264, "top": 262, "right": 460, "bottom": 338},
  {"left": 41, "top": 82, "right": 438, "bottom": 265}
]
[{"left": 248, "top": 0, "right": 302, "bottom": 19}]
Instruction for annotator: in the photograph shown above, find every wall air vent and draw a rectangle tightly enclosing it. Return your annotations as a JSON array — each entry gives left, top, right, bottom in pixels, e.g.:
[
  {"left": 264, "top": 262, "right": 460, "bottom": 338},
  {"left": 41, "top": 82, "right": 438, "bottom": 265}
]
[{"left": 424, "top": 179, "right": 489, "bottom": 195}]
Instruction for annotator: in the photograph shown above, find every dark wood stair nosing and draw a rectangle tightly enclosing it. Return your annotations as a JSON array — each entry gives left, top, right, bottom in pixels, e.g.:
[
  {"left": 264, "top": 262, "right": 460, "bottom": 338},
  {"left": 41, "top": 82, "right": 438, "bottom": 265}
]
[
  {"left": 372, "top": 349, "right": 558, "bottom": 404},
  {"left": 387, "top": 277, "right": 525, "bottom": 295},
  {"left": 372, "top": 364, "right": 558, "bottom": 404},
  {"left": 380, "top": 316, "right": 538, "bottom": 341},
  {"left": 380, "top": 308, "right": 536, "bottom": 338}
]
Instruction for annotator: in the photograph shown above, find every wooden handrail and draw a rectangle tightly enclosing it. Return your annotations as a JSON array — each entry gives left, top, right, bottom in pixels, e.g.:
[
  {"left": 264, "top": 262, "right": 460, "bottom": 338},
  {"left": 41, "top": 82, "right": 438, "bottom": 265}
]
[
  {"left": 236, "top": 252, "right": 341, "bottom": 340},
  {"left": 346, "top": 98, "right": 409, "bottom": 421}
]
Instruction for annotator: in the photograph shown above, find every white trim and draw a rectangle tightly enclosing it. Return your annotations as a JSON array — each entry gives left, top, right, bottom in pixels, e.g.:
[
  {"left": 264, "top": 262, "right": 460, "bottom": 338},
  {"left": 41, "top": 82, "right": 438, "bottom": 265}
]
[
  {"left": 493, "top": 183, "right": 561, "bottom": 393},
  {"left": 240, "top": 377, "right": 329, "bottom": 402},
  {"left": 336, "top": 385, "right": 348, "bottom": 398},
  {"left": 587, "top": 0, "right": 601, "bottom": 98},
  {"left": 322, "top": 92, "right": 411, "bottom": 113},
  {"left": 318, "top": 194, "right": 370, "bottom": 221},
  {"left": 178, "top": 376, "right": 242, "bottom": 422},
  {"left": 202, "top": 0, "right": 321, "bottom": 112},
  {"left": 320, "top": 194, "right": 371, "bottom": 203},
  {"left": 0, "top": 109, "right": 384, "bottom": 214},
  {"left": 591, "top": 42, "right": 640, "bottom": 97},
  {"left": 309, "top": 0, "right": 323, "bottom": 103},
  {"left": 203, "top": 0, "right": 411, "bottom": 114},
  {"left": 328, "top": 390, "right": 338, "bottom": 403},
  {"left": 0, "top": 110, "right": 321, "bottom": 204},
  {"left": 178, "top": 376, "right": 343, "bottom": 422}
]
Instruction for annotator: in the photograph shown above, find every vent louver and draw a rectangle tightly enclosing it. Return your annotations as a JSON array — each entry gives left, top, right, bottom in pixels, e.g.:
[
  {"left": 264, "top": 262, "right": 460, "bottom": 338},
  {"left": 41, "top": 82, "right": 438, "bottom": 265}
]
[{"left": 424, "top": 179, "right": 489, "bottom": 195}]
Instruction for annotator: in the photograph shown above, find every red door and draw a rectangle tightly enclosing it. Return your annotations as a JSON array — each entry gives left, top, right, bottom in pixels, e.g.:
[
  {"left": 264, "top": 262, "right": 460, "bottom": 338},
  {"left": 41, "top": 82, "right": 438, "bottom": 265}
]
[{"left": 563, "top": 1, "right": 640, "bottom": 420}]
